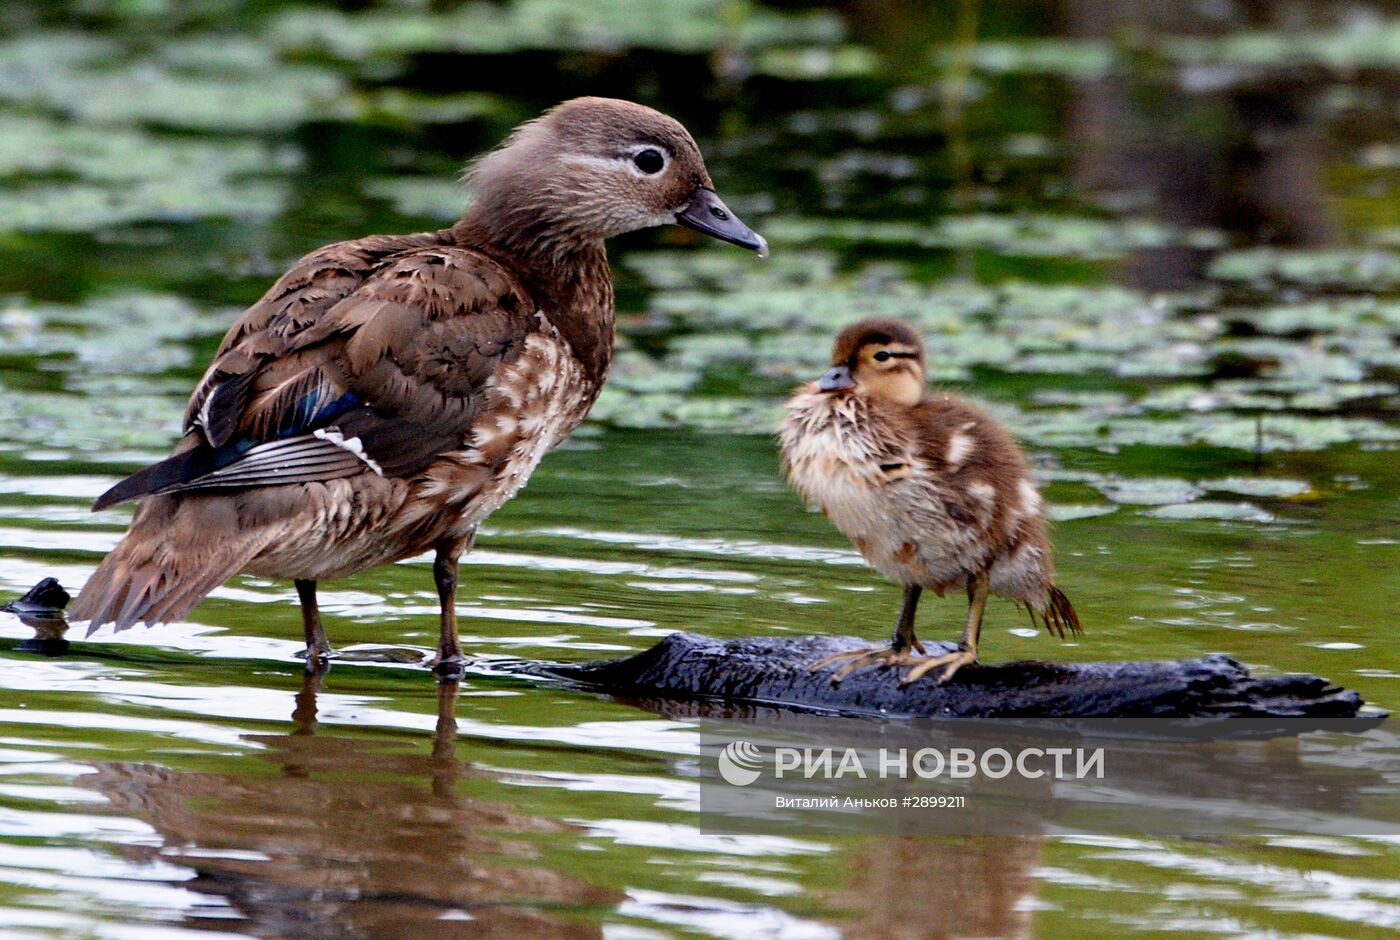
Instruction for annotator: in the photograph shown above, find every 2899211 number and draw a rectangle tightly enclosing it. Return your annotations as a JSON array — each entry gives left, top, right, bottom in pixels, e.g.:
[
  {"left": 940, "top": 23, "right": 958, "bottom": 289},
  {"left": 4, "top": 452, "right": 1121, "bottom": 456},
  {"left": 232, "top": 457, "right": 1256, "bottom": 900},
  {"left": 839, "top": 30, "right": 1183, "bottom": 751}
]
[{"left": 906, "top": 796, "right": 966, "bottom": 808}]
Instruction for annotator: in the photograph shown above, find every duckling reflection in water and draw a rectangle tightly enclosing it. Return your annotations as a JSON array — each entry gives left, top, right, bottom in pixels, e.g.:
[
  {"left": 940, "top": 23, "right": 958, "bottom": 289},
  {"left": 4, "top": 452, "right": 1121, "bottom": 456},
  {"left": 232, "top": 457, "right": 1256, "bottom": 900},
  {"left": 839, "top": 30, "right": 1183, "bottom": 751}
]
[{"left": 780, "top": 318, "right": 1081, "bottom": 685}]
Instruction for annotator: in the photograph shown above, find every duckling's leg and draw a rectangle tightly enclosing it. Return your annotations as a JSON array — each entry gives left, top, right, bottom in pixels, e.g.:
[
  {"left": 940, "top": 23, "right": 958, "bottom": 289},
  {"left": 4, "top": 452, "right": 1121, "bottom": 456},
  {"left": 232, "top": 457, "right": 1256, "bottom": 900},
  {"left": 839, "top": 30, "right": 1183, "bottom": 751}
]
[
  {"left": 892, "top": 585, "right": 928, "bottom": 655},
  {"left": 810, "top": 585, "right": 928, "bottom": 682},
  {"left": 295, "top": 579, "right": 334, "bottom": 669},
  {"left": 431, "top": 532, "right": 475, "bottom": 680},
  {"left": 902, "top": 571, "right": 987, "bottom": 685}
]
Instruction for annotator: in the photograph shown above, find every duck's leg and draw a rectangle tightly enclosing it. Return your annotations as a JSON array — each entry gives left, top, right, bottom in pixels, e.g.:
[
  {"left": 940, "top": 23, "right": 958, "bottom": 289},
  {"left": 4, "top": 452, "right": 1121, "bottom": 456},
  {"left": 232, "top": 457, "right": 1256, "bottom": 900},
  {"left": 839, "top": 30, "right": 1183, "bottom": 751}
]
[
  {"left": 902, "top": 571, "right": 987, "bottom": 685},
  {"left": 431, "top": 531, "right": 475, "bottom": 681},
  {"left": 295, "top": 579, "right": 334, "bottom": 669},
  {"left": 810, "top": 584, "right": 927, "bottom": 682}
]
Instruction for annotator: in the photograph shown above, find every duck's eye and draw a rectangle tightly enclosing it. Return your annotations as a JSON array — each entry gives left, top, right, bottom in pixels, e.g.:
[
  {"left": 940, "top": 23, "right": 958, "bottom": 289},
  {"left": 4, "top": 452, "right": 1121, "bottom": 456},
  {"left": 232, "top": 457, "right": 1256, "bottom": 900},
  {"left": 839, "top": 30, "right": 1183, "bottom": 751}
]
[
  {"left": 633, "top": 148, "right": 665, "bottom": 174},
  {"left": 872, "top": 351, "right": 892, "bottom": 362}
]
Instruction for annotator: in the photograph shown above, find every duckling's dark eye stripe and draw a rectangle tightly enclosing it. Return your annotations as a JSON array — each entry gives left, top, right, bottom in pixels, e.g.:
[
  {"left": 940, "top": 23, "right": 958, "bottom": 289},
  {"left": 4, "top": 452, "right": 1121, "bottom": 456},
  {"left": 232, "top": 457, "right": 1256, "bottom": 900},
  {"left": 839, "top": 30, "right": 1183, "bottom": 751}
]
[{"left": 888, "top": 352, "right": 918, "bottom": 360}]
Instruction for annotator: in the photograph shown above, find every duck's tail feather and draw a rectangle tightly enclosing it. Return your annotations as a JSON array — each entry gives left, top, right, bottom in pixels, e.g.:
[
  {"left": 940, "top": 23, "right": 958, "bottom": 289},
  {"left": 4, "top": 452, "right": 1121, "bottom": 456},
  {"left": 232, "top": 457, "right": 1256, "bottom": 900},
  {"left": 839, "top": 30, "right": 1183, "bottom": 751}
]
[
  {"left": 71, "top": 495, "right": 271, "bottom": 635},
  {"left": 91, "top": 448, "right": 217, "bottom": 512},
  {"left": 1033, "top": 585, "right": 1083, "bottom": 639}
]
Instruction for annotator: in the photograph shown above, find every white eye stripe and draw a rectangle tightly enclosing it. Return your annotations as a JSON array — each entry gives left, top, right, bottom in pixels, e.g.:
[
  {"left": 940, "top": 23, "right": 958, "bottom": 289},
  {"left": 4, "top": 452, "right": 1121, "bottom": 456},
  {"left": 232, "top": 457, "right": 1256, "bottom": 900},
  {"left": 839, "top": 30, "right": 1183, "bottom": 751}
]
[{"left": 562, "top": 148, "right": 670, "bottom": 177}]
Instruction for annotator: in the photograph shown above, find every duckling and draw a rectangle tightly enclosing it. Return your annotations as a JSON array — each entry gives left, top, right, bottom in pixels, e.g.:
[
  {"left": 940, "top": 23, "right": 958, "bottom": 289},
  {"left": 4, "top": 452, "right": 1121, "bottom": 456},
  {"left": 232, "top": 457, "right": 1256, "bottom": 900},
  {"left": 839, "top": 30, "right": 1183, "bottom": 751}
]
[
  {"left": 72, "top": 97, "right": 767, "bottom": 677},
  {"left": 779, "top": 318, "right": 1080, "bottom": 684}
]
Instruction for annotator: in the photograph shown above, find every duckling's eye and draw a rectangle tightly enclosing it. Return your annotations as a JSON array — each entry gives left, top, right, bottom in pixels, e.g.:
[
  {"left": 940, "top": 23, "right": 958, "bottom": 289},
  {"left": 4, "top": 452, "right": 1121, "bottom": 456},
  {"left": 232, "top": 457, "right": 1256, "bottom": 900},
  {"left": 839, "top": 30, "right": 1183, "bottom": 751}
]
[
  {"left": 633, "top": 148, "right": 665, "bottom": 174},
  {"left": 872, "top": 351, "right": 892, "bottom": 362}
]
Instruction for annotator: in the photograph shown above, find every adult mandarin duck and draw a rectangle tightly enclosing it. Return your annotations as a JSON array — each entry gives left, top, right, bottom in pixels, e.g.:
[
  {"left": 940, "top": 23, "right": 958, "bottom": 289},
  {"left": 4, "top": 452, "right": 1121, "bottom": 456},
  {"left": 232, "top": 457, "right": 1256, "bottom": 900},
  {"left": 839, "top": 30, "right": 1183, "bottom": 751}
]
[
  {"left": 779, "top": 318, "right": 1080, "bottom": 685},
  {"left": 72, "top": 97, "right": 768, "bottom": 677}
]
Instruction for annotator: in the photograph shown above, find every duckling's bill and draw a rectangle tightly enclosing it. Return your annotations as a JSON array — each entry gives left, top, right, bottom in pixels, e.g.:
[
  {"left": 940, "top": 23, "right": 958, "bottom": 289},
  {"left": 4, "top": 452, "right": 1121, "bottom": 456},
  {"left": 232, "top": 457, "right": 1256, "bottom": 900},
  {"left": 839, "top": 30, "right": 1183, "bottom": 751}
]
[
  {"left": 817, "top": 364, "right": 855, "bottom": 391},
  {"left": 675, "top": 188, "right": 769, "bottom": 257}
]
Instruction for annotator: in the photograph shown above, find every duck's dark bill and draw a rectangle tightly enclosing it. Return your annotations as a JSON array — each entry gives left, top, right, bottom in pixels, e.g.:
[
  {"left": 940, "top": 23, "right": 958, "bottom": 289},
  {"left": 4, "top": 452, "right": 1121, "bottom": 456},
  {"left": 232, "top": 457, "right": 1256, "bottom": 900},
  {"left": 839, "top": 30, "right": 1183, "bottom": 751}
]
[{"left": 676, "top": 188, "right": 769, "bottom": 257}]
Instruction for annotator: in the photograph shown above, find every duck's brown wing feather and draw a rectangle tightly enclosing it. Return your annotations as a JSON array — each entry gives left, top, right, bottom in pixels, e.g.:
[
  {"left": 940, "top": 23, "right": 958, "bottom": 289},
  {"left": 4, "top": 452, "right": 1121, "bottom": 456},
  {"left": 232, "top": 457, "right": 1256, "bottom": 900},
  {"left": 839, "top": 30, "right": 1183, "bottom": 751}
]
[
  {"left": 76, "top": 237, "right": 541, "bottom": 631},
  {"left": 94, "top": 235, "right": 537, "bottom": 510},
  {"left": 186, "top": 232, "right": 447, "bottom": 445}
]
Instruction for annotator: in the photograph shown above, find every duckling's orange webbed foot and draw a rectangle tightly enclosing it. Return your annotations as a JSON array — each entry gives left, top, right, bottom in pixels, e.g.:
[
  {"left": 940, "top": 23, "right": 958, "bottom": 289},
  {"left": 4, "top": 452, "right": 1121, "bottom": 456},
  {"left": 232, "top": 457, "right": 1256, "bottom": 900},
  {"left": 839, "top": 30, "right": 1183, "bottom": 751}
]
[
  {"left": 810, "top": 639, "right": 927, "bottom": 684},
  {"left": 900, "top": 647, "right": 978, "bottom": 685}
]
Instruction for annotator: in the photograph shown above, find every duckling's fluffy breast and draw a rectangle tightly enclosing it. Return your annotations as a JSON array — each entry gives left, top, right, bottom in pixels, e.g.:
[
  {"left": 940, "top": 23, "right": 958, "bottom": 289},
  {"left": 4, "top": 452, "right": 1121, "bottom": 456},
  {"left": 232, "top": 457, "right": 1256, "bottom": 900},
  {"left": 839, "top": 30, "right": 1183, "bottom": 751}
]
[
  {"left": 779, "top": 386, "right": 907, "bottom": 536},
  {"left": 779, "top": 386, "right": 1051, "bottom": 598}
]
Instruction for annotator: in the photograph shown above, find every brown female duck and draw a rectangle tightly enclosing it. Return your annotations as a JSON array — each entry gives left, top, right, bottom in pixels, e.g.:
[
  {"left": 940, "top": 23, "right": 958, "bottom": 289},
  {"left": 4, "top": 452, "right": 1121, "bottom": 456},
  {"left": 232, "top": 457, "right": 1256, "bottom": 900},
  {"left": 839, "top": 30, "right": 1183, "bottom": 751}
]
[
  {"left": 779, "top": 318, "right": 1080, "bottom": 684},
  {"left": 72, "top": 97, "right": 767, "bottom": 677}
]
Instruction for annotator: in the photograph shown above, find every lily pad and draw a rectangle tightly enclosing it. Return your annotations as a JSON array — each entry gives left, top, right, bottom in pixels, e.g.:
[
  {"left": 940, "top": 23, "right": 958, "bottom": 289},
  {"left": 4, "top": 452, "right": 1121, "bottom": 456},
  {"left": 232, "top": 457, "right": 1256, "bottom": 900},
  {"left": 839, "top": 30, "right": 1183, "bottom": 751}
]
[
  {"left": 0, "top": 41, "right": 348, "bottom": 132},
  {"left": 1145, "top": 502, "right": 1277, "bottom": 523},
  {"left": 755, "top": 46, "right": 879, "bottom": 81},
  {"left": 364, "top": 177, "right": 468, "bottom": 222},
  {"left": 3, "top": 293, "right": 233, "bottom": 373},
  {"left": 936, "top": 38, "right": 1117, "bottom": 79},
  {"left": 1208, "top": 248, "right": 1400, "bottom": 290},
  {"left": 0, "top": 178, "right": 287, "bottom": 233},
  {"left": 0, "top": 114, "right": 296, "bottom": 182},
  {"left": 763, "top": 213, "right": 1208, "bottom": 260},
  {"left": 1048, "top": 504, "right": 1118, "bottom": 522},
  {"left": 1201, "top": 478, "right": 1313, "bottom": 499},
  {"left": 1094, "top": 478, "right": 1204, "bottom": 506},
  {"left": 269, "top": 0, "right": 845, "bottom": 61}
]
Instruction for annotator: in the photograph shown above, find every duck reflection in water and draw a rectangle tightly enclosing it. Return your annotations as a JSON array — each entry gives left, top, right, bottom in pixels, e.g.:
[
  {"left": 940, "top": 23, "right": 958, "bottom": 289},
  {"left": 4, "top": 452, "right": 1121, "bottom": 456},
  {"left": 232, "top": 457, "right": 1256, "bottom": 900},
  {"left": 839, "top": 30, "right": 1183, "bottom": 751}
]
[{"left": 80, "top": 674, "right": 616, "bottom": 938}]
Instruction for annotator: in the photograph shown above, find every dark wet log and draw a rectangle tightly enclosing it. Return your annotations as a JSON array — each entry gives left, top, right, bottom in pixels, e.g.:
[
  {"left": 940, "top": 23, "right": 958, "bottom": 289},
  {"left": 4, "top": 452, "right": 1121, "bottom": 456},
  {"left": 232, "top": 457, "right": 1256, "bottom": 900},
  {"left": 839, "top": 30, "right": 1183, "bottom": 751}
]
[
  {"left": 1, "top": 577, "right": 69, "bottom": 617},
  {"left": 2, "top": 577, "right": 71, "bottom": 656},
  {"left": 4, "top": 578, "right": 1383, "bottom": 728},
  {"left": 536, "top": 633, "right": 1383, "bottom": 728}
]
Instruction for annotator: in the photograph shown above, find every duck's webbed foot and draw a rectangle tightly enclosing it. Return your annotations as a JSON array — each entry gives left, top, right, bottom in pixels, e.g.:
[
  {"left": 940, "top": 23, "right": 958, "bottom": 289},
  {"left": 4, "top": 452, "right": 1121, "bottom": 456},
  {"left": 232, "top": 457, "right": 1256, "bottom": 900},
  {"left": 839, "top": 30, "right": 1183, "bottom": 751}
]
[
  {"left": 900, "top": 646, "right": 977, "bottom": 685},
  {"left": 432, "top": 653, "right": 468, "bottom": 682},
  {"left": 810, "top": 638, "right": 927, "bottom": 684},
  {"left": 297, "top": 644, "right": 336, "bottom": 675}
]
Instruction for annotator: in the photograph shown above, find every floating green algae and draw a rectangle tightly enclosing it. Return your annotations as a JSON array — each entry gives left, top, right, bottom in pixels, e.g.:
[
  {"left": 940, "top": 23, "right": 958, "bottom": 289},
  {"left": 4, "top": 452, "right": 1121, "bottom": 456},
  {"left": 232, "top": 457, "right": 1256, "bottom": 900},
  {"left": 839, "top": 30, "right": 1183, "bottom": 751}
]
[
  {"left": 1, "top": 293, "right": 233, "bottom": 374},
  {"left": 928, "top": 18, "right": 1400, "bottom": 84},
  {"left": 933, "top": 38, "right": 1118, "bottom": 79},
  {"left": 1166, "top": 20, "right": 1400, "bottom": 70},
  {"left": 1047, "top": 503, "right": 1118, "bottom": 522},
  {"left": 1207, "top": 248, "right": 1400, "bottom": 290},
  {"left": 610, "top": 234, "right": 1400, "bottom": 448},
  {"left": 0, "top": 178, "right": 287, "bottom": 233},
  {"left": 1202, "top": 477, "right": 1314, "bottom": 499},
  {"left": 607, "top": 350, "right": 700, "bottom": 395},
  {"left": 363, "top": 177, "right": 468, "bottom": 222},
  {"left": 345, "top": 90, "right": 509, "bottom": 127},
  {"left": 0, "top": 114, "right": 296, "bottom": 183},
  {"left": 589, "top": 385, "right": 782, "bottom": 434},
  {"left": 1144, "top": 501, "right": 1277, "bottom": 523},
  {"left": 269, "top": 0, "right": 844, "bottom": 61},
  {"left": 762, "top": 213, "right": 1214, "bottom": 259},
  {"left": 0, "top": 33, "right": 347, "bottom": 132},
  {"left": 1093, "top": 478, "right": 1205, "bottom": 506},
  {"left": 0, "top": 112, "right": 294, "bottom": 233},
  {"left": 754, "top": 46, "right": 880, "bottom": 80}
]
